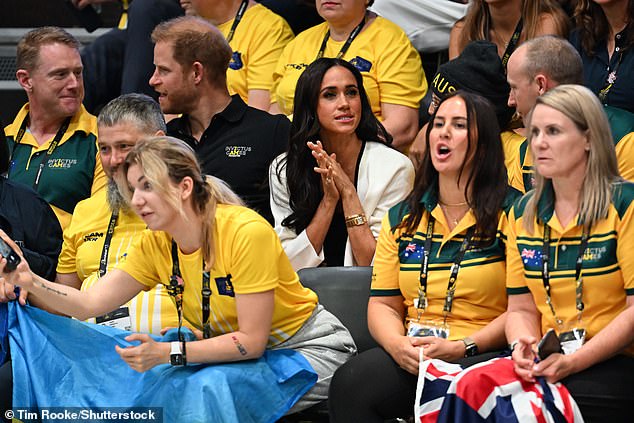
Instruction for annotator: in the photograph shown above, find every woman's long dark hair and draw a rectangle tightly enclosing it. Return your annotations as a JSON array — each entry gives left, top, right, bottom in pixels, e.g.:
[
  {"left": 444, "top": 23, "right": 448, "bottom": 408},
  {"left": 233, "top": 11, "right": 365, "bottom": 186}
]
[
  {"left": 574, "top": 0, "right": 634, "bottom": 56},
  {"left": 276, "top": 58, "right": 391, "bottom": 234},
  {"left": 398, "top": 91, "right": 508, "bottom": 243}
]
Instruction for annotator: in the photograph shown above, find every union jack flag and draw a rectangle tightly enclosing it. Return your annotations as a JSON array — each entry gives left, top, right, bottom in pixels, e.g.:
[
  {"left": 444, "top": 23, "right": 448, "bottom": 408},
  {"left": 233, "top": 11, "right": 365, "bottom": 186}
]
[{"left": 416, "top": 358, "right": 584, "bottom": 423}]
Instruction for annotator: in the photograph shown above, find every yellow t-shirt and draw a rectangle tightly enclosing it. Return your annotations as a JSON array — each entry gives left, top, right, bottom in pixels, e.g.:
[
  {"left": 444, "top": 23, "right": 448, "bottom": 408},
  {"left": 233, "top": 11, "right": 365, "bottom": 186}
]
[
  {"left": 371, "top": 189, "right": 519, "bottom": 340},
  {"left": 218, "top": 3, "right": 294, "bottom": 103},
  {"left": 117, "top": 204, "right": 318, "bottom": 346},
  {"left": 506, "top": 183, "right": 634, "bottom": 354},
  {"left": 272, "top": 16, "right": 427, "bottom": 117},
  {"left": 57, "top": 190, "right": 178, "bottom": 333},
  {"left": 616, "top": 132, "right": 634, "bottom": 181}
]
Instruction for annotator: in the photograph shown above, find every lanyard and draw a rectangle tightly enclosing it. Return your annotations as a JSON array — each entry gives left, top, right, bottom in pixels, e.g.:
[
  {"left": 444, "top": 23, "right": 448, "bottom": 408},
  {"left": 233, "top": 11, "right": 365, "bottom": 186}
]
[
  {"left": 599, "top": 48, "right": 625, "bottom": 103},
  {"left": 416, "top": 216, "right": 475, "bottom": 321},
  {"left": 500, "top": 18, "right": 523, "bottom": 70},
  {"left": 541, "top": 225, "right": 590, "bottom": 326},
  {"left": 315, "top": 13, "right": 366, "bottom": 60},
  {"left": 168, "top": 240, "right": 213, "bottom": 341},
  {"left": 225, "top": 0, "right": 249, "bottom": 43},
  {"left": 98, "top": 211, "right": 119, "bottom": 277},
  {"left": 9, "top": 113, "right": 71, "bottom": 191}
]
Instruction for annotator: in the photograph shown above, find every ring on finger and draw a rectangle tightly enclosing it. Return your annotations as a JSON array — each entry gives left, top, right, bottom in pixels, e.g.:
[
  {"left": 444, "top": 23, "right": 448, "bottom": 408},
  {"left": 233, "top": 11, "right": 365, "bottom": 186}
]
[{"left": 326, "top": 177, "right": 332, "bottom": 183}]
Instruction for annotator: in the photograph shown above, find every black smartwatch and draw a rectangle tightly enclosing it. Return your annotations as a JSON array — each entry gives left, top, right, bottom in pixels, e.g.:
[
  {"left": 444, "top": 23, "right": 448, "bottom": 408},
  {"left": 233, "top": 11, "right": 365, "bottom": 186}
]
[
  {"left": 170, "top": 341, "right": 186, "bottom": 366},
  {"left": 462, "top": 337, "right": 479, "bottom": 357}
]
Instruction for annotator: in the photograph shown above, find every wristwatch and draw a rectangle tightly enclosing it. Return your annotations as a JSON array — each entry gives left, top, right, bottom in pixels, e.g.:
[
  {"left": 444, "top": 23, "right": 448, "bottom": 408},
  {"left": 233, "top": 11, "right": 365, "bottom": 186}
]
[
  {"left": 170, "top": 341, "right": 186, "bottom": 366},
  {"left": 345, "top": 213, "right": 367, "bottom": 228},
  {"left": 462, "top": 337, "right": 478, "bottom": 357}
]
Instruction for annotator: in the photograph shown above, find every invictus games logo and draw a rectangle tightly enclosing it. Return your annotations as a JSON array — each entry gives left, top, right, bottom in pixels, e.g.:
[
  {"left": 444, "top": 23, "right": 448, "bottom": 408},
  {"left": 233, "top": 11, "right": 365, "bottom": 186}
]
[
  {"left": 225, "top": 146, "right": 251, "bottom": 158},
  {"left": 584, "top": 246, "right": 607, "bottom": 262},
  {"left": 47, "top": 158, "right": 78, "bottom": 169}
]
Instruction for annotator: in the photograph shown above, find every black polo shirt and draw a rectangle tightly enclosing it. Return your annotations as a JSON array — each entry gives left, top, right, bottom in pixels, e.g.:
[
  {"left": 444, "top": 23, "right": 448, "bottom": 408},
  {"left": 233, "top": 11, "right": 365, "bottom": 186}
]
[
  {"left": 570, "top": 28, "right": 634, "bottom": 114},
  {"left": 167, "top": 95, "right": 289, "bottom": 224}
]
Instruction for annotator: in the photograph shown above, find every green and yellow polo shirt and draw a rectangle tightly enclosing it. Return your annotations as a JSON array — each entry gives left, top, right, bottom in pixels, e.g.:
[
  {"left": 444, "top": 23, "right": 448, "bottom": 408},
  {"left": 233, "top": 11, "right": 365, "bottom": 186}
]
[
  {"left": 506, "top": 182, "right": 634, "bottom": 353},
  {"left": 371, "top": 187, "right": 521, "bottom": 340},
  {"left": 5, "top": 104, "right": 106, "bottom": 230}
]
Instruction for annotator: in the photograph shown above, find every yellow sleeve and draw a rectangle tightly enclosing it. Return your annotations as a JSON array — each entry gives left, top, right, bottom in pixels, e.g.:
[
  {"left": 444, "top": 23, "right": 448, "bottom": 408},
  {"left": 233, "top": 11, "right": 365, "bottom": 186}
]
[
  {"left": 374, "top": 21, "right": 426, "bottom": 109},
  {"left": 229, "top": 220, "right": 284, "bottom": 294},
  {"left": 56, "top": 212, "right": 80, "bottom": 274},
  {"left": 505, "top": 207, "right": 529, "bottom": 294},
  {"left": 371, "top": 212, "right": 402, "bottom": 295},
  {"left": 270, "top": 38, "right": 293, "bottom": 106},
  {"left": 246, "top": 15, "right": 294, "bottom": 91},
  {"left": 617, "top": 198, "right": 634, "bottom": 292},
  {"left": 616, "top": 132, "right": 634, "bottom": 181},
  {"left": 91, "top": 147, "right": 107, "bottom": 196},
  {"left": 501, "top": 132, "right": 527, "bottom": 194},
  {"left": 115, "top": 231, "right": 163, "bottom": 289}
]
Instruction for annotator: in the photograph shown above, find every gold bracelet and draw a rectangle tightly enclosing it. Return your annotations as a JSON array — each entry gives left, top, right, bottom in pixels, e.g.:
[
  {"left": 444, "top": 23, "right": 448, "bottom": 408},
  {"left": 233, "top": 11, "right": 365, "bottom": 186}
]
[{"left": 345, "top": 213, "right": 367, "bottom": 227}]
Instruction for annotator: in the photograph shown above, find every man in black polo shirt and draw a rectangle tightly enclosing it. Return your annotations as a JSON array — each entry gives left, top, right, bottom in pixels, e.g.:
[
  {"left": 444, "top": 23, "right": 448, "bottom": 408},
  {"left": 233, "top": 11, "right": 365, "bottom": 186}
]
[{"left": 149, "top": 16, "right": 290, "bottom": 224}]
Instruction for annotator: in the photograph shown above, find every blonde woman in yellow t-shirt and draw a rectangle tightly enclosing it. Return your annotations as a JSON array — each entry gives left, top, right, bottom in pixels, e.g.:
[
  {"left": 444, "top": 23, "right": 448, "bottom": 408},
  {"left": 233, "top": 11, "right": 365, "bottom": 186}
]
[{"left": 0, "top": 136, "right": 355, "bottom": 412}]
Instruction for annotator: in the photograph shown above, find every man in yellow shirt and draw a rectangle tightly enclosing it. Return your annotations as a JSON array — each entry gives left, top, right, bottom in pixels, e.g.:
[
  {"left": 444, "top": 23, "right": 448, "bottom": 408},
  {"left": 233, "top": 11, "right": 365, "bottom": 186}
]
[{"left": 56, "top": 93, "right": 178, "bottom": 334}]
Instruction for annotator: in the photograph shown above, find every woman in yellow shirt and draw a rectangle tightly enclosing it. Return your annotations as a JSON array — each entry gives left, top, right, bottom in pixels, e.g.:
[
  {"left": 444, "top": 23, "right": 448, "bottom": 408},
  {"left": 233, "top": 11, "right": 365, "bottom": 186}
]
[
  {"left": 271, "top": 0, "right": 426, "bottom": 150},
  {"left": 329, "top": 91, "right": 520, "bottom": 421},
  {"left": 0, "top": 136, "right": 355, "bottom": 413}
]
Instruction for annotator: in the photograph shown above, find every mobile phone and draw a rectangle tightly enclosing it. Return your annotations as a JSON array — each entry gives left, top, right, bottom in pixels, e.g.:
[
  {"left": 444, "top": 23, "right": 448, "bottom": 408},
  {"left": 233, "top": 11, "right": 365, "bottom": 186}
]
[
  {"left": 0, "top": 237, "right": 21, "bottom": 272},
  {"left": 537, "top": 328, "right": 562, "bottom": 361}
]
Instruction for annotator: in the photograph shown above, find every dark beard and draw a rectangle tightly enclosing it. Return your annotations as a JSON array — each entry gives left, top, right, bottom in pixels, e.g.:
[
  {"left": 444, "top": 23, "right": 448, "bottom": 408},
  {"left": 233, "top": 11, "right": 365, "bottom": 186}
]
[{"left": 106, "top": 178, "right": 130, "bottom": 213}]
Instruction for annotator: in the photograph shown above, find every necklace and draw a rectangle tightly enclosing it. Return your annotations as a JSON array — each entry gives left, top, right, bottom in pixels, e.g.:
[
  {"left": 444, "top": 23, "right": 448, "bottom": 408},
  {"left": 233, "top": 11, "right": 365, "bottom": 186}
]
[
  {"left": 491, "top": 26, "right": 510, "bottom": 49},
  {"left": 439, "top": 204, "right": 469, "bottom": 227},
  {"left": 438, "top": 200, "right": 468, "bottom": 207}
]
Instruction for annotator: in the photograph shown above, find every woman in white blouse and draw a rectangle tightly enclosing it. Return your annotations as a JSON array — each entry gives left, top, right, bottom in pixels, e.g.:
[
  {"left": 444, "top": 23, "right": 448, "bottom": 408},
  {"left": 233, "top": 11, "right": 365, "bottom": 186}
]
[{"left": 269, "top": 58, "right": 414, "bottom": 271}]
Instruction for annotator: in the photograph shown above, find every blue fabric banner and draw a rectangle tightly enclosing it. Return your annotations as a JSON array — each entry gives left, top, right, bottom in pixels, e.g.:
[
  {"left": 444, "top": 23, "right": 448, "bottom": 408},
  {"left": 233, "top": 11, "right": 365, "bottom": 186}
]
[{"left": 6, "top": 302, "right": 316, "bottom": 423}]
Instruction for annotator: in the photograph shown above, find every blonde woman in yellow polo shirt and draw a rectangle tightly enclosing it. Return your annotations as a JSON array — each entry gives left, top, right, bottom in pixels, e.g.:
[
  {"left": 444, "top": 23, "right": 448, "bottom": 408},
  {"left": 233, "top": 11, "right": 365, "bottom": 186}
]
[
  {"left": 506, "top": 84, "right": 634, "bottom": 421},
  {"left": 0, "top": 136, "right": 355, "bottom": 413},
  {"left": 329, "top": 91, "right": 521, "bottom": 421}
]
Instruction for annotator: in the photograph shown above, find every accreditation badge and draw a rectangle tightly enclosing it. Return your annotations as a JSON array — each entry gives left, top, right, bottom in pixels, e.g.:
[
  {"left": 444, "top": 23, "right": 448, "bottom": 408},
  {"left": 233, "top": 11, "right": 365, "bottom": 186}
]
[
  {"left": 95, "top": 306, "right": 132, "bottom": 331},
  {"left": 407, "top": 320, "right": 449, "bottom": 339},
  {"left": 559, "top": 328, "right": 586, "bottom": 355}
]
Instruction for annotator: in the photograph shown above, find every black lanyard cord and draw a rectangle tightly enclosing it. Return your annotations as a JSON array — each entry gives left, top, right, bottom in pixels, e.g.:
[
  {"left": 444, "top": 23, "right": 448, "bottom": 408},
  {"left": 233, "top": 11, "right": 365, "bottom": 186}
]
[
  {"left": 416, "top": 216, "right": 475, "bottom": 319},
  {"left": 168, "top": 240, "right": 212, "bottom": 341},
  {"left": 316, "top": 12, "right": 367, "bottom": 61},
  {"left": 500, "top": 18, "right": 523, "bottom": 70},
  {"left": 541, "top": 224, "right": 590, "bottom": 326},
  {"left": 8, "top": 113, "right": 71, "bottom": 191},
  {"left": 225, "top": 0, "right": 249, "bottom": 43},
  {"left": 98, "top": 211, "right": 119, "bottom": 277}
]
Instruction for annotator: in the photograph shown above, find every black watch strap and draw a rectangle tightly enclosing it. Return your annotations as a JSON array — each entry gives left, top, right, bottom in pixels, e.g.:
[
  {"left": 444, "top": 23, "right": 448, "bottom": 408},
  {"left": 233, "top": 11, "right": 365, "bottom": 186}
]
[{"left": 462, "top": 337, "right": 478, "bottom": 357}]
